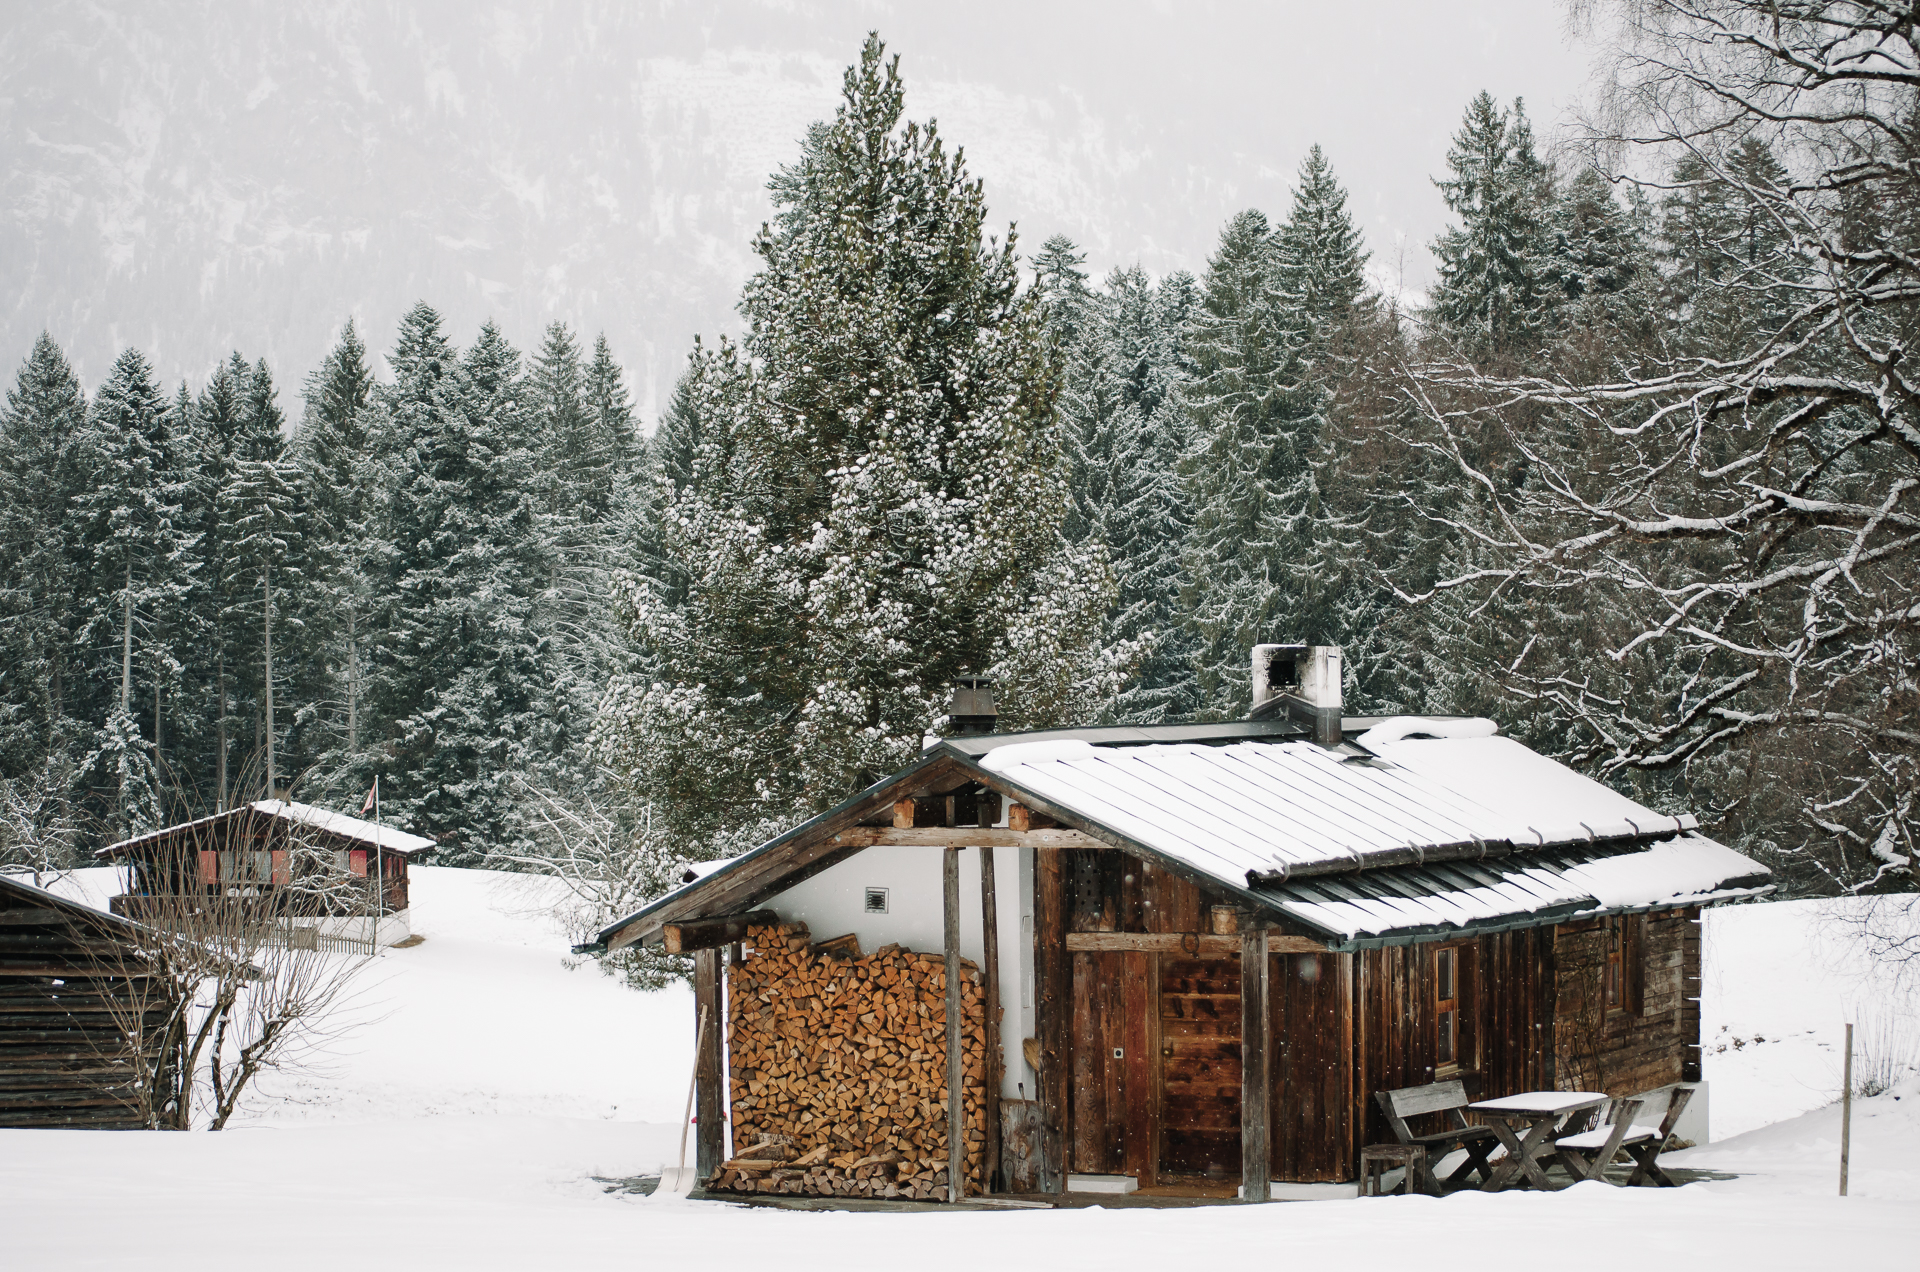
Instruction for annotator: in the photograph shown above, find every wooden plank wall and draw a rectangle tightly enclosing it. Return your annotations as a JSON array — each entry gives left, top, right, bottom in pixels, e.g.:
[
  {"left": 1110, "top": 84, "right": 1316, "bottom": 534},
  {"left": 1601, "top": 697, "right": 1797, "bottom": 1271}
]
[
  {"left": 1045, "top": 846, "right": 1703, "bottom": 1184},
  {"left": 1352, "top": 928, "right": 1554, "bottom": 1156},
  {"left": 0, "top": 889, "right": 158, "bottom": 1129},
  {"left": 1551, "top": 908, "right": 1700, "bottom": 1097}
]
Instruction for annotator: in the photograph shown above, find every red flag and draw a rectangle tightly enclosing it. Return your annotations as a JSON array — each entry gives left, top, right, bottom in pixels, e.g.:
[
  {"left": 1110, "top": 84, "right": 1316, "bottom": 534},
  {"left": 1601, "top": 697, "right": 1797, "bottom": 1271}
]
[{"left": 362, "top": 783, "right": 377, "bottom": 814}]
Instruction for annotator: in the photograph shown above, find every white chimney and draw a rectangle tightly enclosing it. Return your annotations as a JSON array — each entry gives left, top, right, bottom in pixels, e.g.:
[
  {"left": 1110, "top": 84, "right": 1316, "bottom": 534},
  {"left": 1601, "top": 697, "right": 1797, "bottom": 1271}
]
[{"left": 1249, "top": 643, "right": 1343, "bottom": 745}]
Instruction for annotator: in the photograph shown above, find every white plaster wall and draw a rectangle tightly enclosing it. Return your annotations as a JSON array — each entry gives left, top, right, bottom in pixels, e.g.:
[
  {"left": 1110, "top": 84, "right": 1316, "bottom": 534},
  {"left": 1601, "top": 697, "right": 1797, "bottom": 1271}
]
[{"left": 764, "top": 845, "right": 1036, "bottom": 1101}]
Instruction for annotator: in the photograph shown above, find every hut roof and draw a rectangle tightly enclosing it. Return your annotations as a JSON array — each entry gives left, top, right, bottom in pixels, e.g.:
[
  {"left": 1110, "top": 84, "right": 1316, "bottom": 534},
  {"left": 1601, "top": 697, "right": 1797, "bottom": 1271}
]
[
  {"left": 588, "top": 720, "right": 1771, "bottom": 954},
  {"left": 96, "top": 799, "right": 437, "bottom": 860}
]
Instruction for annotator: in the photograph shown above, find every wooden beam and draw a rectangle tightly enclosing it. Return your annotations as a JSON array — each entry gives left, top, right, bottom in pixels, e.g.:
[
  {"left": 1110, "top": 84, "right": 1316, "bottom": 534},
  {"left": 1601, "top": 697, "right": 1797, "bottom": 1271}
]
[
  {"left": 943, "top": 845, "right": 964, "bottom": 1201},
  {"left": 979, "top": 844, "right": 1003, "bottom": 1193},
  {"left": 830, "top": 827, "right": 1103, "bottom": 850},
  {"left": 1240, "top": 927, "right": 1271, "bottom": 1202},
  {"left": 694, "top": 948, "right": 724, "bottom": 1180},
  {"left": 1034, "top": 846, "right": 1069, "bottom": 1194},
  {"left": 1064, "top": 932, "right": 1328, "bottom": 955},
  {"left": 662, "top": 909, "right": 779, "bottom": 955}
]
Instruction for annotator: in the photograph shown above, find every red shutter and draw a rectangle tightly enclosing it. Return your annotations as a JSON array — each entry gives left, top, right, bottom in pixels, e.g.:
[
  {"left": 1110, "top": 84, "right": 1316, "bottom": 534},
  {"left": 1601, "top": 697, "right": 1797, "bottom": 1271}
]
[
  {"left": 270, "top": 850, "right": 289, "bottom": 886},
  {"left": 198, "top": 851, "right": 217, "bottom": 885},
  {"left": 349, "top": 850, "right": 368, "bottom": 877}
]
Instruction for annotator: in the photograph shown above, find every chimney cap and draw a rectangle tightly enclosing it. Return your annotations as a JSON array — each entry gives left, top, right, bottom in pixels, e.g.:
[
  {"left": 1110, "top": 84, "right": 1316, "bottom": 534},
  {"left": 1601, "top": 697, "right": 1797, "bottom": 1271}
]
[{"left": 947, "top": 677, "right": 998, "bottom": 736}]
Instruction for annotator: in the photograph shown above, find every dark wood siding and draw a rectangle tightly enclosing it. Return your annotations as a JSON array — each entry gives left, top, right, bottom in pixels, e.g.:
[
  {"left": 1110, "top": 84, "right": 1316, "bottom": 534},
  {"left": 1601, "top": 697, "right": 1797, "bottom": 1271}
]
[
  {"left": 1043, "top": 846, "right": 1703, "bottom": 1185},
  {"left": 1353, "top": 927, "right": 1554, "bottom": 1159},
  {"left": 1271, "top": 951, "right": 1353, "bottom": 1182},
  {"left": 0, "top": 884, "right": 158, "bottom": 1128},
  {"left": 1552, "top": 908, "right": 1700, "bottom": 1096}
]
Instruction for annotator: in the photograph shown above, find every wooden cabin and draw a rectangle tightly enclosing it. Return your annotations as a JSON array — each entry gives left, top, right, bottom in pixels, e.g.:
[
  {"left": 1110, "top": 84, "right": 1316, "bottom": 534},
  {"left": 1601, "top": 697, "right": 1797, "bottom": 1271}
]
[
  {"left": 0, "top": 873, "right": 163, "bottom": 1128},
  {"left": 584, "top": 647, "right": 1770, "bottom": 1200},
  {"left": 97, "top": 799, "right": 435, "bottom": 948}
]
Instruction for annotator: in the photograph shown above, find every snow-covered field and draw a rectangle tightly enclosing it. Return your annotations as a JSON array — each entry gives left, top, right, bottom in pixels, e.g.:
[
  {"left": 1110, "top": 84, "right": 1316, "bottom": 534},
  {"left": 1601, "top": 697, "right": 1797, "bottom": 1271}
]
[{"left": 4, "top": 869, "right": 1916, "bottom": 1270}]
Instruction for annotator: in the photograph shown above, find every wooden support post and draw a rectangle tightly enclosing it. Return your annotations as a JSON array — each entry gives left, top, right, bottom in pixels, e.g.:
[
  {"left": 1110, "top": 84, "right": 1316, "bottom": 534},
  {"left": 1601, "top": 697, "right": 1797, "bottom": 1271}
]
[
  {"left": 1034, "top": 845, "right": 1069, "bottom": 1193},
  {"left": 1240, "top": 925, "right": 1271, "bottom": 1202},
  {"left": 694, "top": 947, "right": 724, "bottom": 1181},
  {"left": 979, "top": 844, "right": 1002, "bottom": 1193},
  {"left": 944, "top": 845, "right": 964, "bottom": 1201}
]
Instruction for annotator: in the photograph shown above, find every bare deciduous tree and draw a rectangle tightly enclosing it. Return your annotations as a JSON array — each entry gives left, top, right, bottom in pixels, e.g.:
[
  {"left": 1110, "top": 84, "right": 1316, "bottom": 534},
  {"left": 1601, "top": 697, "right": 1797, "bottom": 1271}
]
[
  {"left": 86, "top": 813, "right": 375, "bottom": 1128},
  {"left": 1395, "top": 1, "right": 1920, "bottom": 894}
]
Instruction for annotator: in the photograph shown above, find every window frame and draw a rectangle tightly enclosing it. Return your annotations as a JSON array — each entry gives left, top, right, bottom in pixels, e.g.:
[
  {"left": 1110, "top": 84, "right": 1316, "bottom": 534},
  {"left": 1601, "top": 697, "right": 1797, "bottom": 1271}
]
[
  {"left": 1604, "top": 915, "right": 1646, "bottom": 1017},
  {"left": 1432, "top": 940, "right": 1477, "bottom": 1076}
]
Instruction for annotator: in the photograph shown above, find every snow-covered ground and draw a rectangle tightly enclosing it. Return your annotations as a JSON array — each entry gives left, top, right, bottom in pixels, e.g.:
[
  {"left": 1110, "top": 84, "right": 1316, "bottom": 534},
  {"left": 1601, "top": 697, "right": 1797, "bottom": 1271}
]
[{"left": 3, "top": 870, "right": 1915, "bottom": 1270}]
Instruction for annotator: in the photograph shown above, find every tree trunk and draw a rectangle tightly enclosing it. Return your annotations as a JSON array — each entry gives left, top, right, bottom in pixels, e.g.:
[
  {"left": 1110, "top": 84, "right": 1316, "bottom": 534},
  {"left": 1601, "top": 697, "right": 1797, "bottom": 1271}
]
[{"left": 263, "top": 559, "right": 275, "bottom": 798}]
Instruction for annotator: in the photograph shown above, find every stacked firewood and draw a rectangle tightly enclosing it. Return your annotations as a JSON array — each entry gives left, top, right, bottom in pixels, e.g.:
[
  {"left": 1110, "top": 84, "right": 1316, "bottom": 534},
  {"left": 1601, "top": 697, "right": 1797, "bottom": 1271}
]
[{"left": 712, "top": 920, "right": 988, "bottom": 1201}]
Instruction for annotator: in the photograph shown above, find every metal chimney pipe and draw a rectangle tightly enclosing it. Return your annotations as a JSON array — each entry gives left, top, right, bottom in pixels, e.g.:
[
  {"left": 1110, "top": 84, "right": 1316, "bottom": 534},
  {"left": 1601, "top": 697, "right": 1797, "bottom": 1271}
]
[{"left": 947, "top": 677, "right": 998, "bottom": 736}]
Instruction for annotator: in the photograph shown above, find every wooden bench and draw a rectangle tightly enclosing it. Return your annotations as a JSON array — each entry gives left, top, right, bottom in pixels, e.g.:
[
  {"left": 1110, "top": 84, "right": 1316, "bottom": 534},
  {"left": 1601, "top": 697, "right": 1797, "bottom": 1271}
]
[
  {"left": 1555, "top": 1085, "right": 1697, "bottom": 1187},
  {"left": 1374, "top": 1079, "right": 1499, "bottom": 1192}
]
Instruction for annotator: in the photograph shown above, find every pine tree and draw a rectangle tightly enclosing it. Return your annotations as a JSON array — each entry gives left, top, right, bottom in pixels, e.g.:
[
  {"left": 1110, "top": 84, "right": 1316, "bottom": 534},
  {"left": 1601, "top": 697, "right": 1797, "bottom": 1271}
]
[
  {"left": 1177, "top": 210, "right": 1322, "bottom": 717},
  {"left": 72, "top": 348, "right": 196, "bottom": 837},
  {"left": 372, "top": 310, "right": 555, "bottom": 863},
  {"left": 1275, "top": 145, "right": 1371, "bottom": 336},
  {"left": 0, "top": 335, "right": 90, "bottom": 785},
  {"left": 1429, "top": 94, "right": 1557, "bottom": 353},
  {"left": 296, "top": 320, "right": 381, "bottom": 769},
  {"left": 601, "top": 35, "right": 1120, "bottom": 849}
]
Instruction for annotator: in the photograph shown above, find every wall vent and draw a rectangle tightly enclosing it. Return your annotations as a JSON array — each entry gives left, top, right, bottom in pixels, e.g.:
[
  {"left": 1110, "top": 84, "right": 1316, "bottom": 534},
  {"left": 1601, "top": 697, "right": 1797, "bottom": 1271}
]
[{"left": 864, "top": 887, "right": 890, "bottom": 914}]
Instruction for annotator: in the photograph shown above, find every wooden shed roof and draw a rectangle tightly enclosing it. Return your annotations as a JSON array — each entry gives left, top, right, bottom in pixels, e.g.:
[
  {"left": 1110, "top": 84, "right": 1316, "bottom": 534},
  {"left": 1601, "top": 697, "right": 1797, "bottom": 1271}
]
[
  {"left": 587, "top": 720, "right": 1771, "bottom": 955},
  {"left": 96, "top": 800, "right": 437, "bottom": 860}
]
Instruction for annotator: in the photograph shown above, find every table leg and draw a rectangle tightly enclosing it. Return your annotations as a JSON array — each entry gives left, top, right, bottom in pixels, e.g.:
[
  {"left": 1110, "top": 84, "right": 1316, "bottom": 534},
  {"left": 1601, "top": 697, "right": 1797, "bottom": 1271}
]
[
  {"left": 1511, "top": 1116, "right": 1562, "bottom": 1190},
  {"left": 1479, "top": 1117, "right": 1529, "bottom": 1192}
]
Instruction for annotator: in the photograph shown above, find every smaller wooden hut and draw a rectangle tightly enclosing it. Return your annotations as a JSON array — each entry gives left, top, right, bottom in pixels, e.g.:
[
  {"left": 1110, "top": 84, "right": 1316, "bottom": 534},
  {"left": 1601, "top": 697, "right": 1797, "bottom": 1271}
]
[
  {"left": 0, "top": 873, "right": 163, "bottom": 1128},
  {"left": 97, "top": 800, "right": 435, "bottom": 948}
]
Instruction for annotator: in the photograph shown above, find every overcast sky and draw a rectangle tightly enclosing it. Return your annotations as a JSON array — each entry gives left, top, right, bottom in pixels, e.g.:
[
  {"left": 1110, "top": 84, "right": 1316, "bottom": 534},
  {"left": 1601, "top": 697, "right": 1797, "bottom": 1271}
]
[{"left": 0, "top": 0, "right": 1603, "bottom": 412}]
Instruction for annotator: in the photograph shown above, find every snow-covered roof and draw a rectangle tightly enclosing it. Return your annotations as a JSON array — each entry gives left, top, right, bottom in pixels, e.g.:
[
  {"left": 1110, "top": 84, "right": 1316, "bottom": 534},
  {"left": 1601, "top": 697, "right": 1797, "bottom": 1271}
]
[
  {"left": 98, "top": 800, "right": 436, "bottom": 858},
  {"left": 977, "top": 734, "right": 1698, "bottom": 882},
  {"left": 589, "top": 722, "right": 1770, "bottom": 953},
  {"left": 1259, "top": 834, "right": 1771, "bottom": 946}
]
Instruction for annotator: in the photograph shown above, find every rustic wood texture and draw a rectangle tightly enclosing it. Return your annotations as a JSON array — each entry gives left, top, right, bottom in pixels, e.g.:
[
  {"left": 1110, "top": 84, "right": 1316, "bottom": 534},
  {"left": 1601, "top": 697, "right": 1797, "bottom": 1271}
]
[
  {"left": 1065, "top": 932, "right": 1328, "bottom": 954},
  {"left": 1159, "top": 954, "right": 1241, "bottom": 1179},
  {"left": 944, "top": 847, "right": 965, "bottom": 1199},
  {"left": 665, "top": 910, "right": 779, "bottom": 955},
  {"left": 978, "top": 844, "right": 1002, "bottom": 1192},
  {"left": 1270, "top": 950, "right": 1354, "bottom": 1182},
  {"left": 1034, "top": 846, "right": 1070, "bottom": 1192},
  {"left": 1240, "top": 927, "right": 1271, "bottom": 1201},
  {"left": 695, "top": 948, "right": 725, "bottom": 1178},
  {"left": 0, "top": 883, "right": 158, "bottom": 1129},
  {"left": 716, "top": 920, "right": 989, "bottom": 1201},
  {"left": 832, "top": 827, "right": 1103, "bottom": 850},
  {"left": 1552, "top": 910, "right": 1699, "bottom": 1098},
  {"left": 1354, "top": 927, "right": 1554, "bottom": 1161}
]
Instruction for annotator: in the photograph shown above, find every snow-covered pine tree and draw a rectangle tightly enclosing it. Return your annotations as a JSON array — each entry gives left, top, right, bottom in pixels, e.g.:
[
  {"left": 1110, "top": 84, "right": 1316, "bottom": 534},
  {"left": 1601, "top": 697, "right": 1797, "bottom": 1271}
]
[
  {"left": 1276, "top": 144, "right": 1371, "bottom": 336},
  {"left": 1428, "top": 94, "right": 1557, "bottom": 354},
  {"left": 1177, "top": 209, "right": 1324, "bottom": 717},
  {"left": 295, "top": 320, "right": 381, "bottom": 770},
  {"left": 372, "top": 310, "right": 555, "bottom": 864},
  {"left": 217, "top": 360, "right": 309, "bottom": 800},
  {"left": 72, "top": 348, "right": 197, "bottom": 838},
  {"left": 0, "top": 335, "right": 90, "bottom": 785},
  {"left": 600, "top": 35, "right": 1120, "bottom": 852},
  {"left": 1053, "top": 260, "right": 1200, "bottom": 722}
]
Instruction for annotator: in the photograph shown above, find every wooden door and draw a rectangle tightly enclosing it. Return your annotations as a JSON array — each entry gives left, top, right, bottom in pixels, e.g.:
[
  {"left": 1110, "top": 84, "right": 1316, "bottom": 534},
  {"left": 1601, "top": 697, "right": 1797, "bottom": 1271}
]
[
  {"left": 1158, "top": 955, "right": 1241, "bottom": 1179},
  {"left": 1069, "top": 950, "right": 1156, "bottom": 1184}
]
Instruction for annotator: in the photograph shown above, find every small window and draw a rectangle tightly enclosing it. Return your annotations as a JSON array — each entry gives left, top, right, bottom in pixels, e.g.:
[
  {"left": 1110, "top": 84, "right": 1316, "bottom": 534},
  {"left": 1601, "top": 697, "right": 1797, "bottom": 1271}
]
[
  {"left": 1435, "top": 947, "right": 1459, "bottom": 1066},
  {"left": 1605, "top": 915, "right": 1644, "bottom": 1015},
  {"left": 864, "top": 887, "right": 889, "bottom": 914}
]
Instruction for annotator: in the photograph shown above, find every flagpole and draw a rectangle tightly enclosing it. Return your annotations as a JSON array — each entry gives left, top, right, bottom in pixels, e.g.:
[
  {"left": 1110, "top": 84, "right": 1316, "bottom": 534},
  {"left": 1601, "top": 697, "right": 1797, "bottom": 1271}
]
[{"left": 372, "top": 775, "right": 382, "bottom": 954}]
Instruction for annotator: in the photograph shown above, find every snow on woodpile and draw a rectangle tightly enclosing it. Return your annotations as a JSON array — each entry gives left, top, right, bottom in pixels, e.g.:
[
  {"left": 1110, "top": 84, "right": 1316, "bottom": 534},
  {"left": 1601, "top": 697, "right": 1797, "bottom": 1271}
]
[{"left": 718, "top": 920, "right": 988, "bottom": 1201}]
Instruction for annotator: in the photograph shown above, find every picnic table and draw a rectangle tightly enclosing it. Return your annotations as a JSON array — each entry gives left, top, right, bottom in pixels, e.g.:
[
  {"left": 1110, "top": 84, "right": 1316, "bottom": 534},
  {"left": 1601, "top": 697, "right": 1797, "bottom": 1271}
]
[{"left": 1466, "top": 1091, "right": 1610, "bottom": 1192}]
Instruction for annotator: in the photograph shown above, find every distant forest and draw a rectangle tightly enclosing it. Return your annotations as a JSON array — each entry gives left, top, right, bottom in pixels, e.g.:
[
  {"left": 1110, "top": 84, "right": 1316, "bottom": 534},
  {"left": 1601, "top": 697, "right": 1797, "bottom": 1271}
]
[{"left": 4, "top": 16, "right": 1914, "bottom": 953}]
